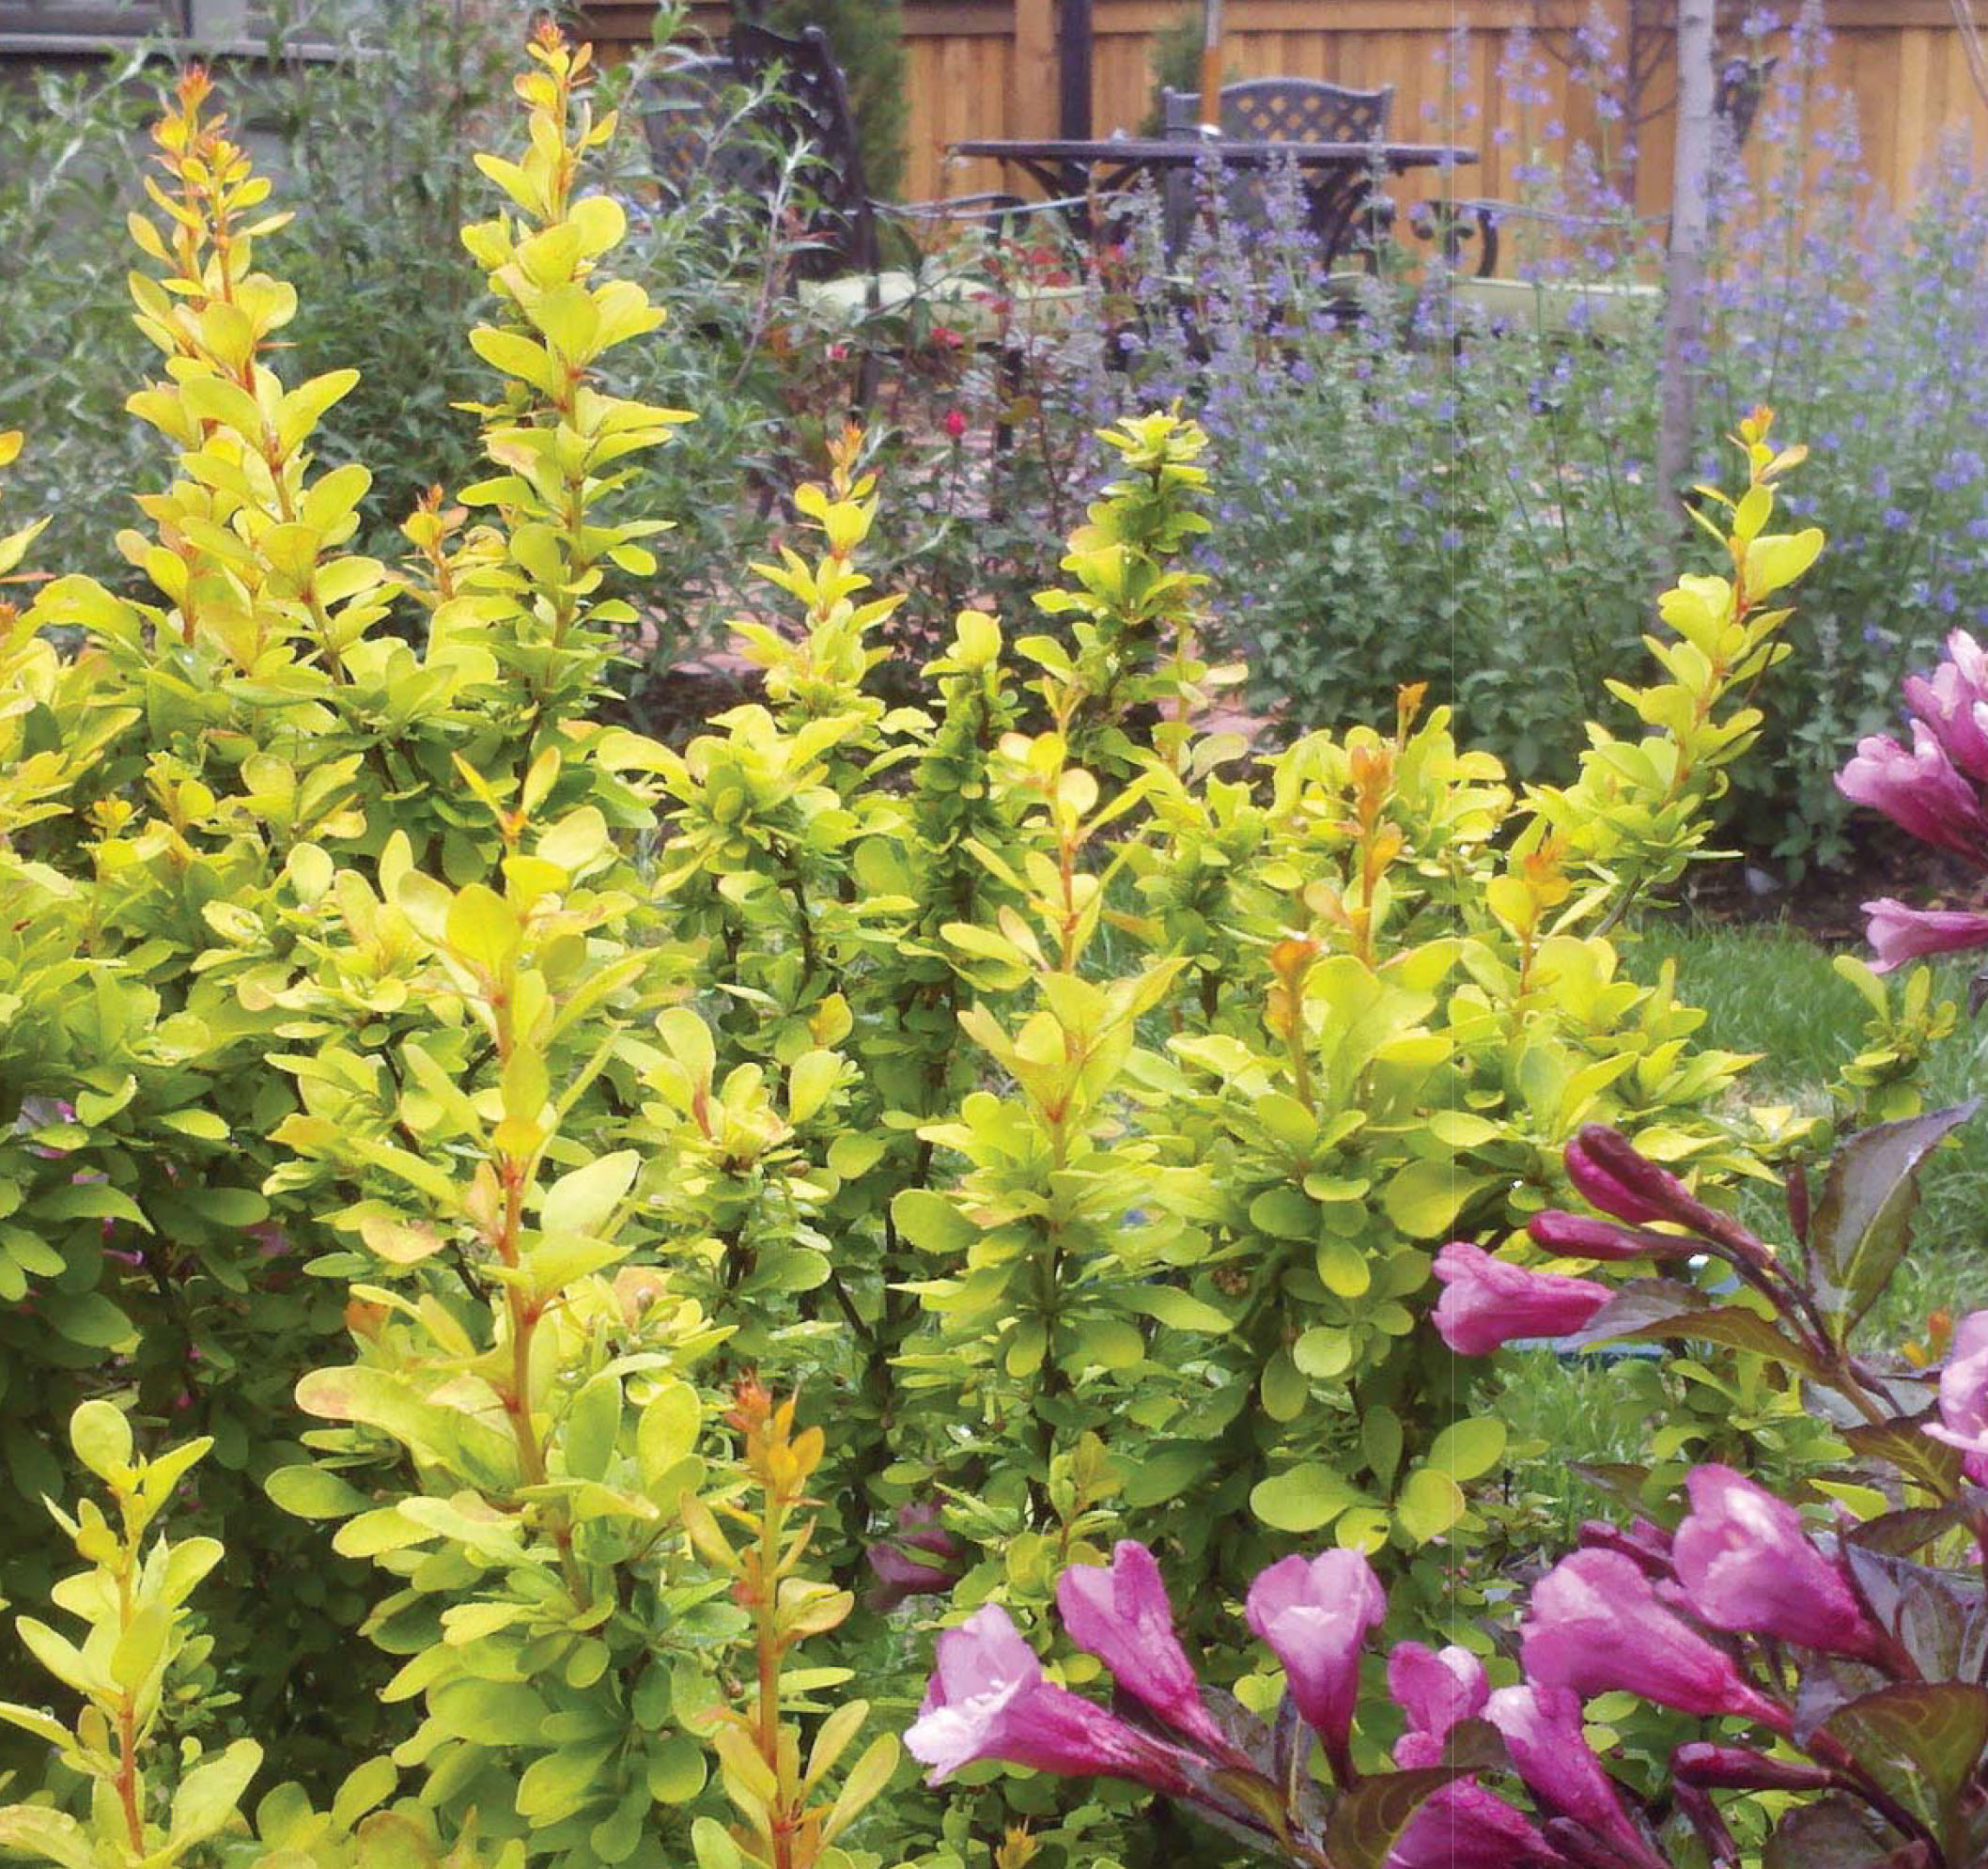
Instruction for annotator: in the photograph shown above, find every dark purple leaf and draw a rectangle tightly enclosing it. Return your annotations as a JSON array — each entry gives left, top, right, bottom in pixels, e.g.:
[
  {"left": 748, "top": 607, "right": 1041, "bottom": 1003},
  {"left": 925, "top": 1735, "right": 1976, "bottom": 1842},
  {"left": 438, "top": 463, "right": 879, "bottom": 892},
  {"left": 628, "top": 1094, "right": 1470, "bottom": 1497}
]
[
  {"left": 1322, "top": 1766, "right": 1468, "bottom": 1869},
  {"left": 1841, "top": 1545, "right": 1985, "bottom": 1690},
  {"left": 1559, "top": 1276, "right": 1818, "bottom": 1373},
  {"left": 1806, "top": 1104, "right": 1979, "bottom": 1343},
  {"left": 1824, "top": 1682, "right": 1988, "bottom": 1830},
  {"left": 1762, "top": 1795, "right": 1924, "bottom": 1869},
  {"left": 1845, "top": 1504, "right": 1965, "bottom": 1557},
  {"left": 1843, "top": 1415, "right": 1965, "bottom": 1495}
]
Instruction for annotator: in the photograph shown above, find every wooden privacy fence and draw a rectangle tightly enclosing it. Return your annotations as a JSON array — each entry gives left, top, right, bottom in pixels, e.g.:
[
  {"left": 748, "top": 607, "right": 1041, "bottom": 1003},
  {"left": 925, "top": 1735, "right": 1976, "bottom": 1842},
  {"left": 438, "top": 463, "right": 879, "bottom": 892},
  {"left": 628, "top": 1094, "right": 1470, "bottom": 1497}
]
[{"left": 580, "top": 0, "right": 1988, "bottom": 221}]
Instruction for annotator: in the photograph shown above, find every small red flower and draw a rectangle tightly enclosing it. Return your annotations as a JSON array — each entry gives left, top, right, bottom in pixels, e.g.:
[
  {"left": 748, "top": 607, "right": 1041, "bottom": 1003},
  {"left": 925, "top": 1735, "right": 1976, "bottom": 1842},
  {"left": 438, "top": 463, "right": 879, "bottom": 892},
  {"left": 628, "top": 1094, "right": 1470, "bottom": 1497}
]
[{"left": 943, "top": 409, "right": 967, "bottom": 443}]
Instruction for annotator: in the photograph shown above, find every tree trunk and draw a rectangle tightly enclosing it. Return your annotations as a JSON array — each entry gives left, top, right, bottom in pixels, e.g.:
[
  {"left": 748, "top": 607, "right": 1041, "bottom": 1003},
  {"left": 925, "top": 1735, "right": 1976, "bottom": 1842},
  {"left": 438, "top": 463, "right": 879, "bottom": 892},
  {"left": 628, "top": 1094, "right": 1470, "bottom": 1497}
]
[{"left": 1656, "top": 0, "right": 1716, "bottom": 520}]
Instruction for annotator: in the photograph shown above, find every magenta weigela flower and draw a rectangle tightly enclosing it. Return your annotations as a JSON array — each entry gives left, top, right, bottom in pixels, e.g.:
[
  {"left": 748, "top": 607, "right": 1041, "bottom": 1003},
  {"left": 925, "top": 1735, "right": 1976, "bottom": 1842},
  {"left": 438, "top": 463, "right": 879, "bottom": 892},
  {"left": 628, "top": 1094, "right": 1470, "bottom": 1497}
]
[
  {"left": 1925, "top": 1309, "right": 1988, "bottom": 1484},
  {"left": 1245, "top": 1549, "right": 1386, "bottom": 1772},
  {"left": 1671, "top": 1464, "right": 1883, "bottom": 1659},
  {"left": 1520, "top": 1550, "right": 1790, "bottom": 1731},
  {"left": 1901, "top": 629, "right": 1988, "bottom": 784},
  {"left": 1387, "top": 1641, "right": 1486, "bottom": 1758},
  {"left": 1385, "top": 1643, "right": 1555, "bottom": 1868},
  {"left": 865, "top": 1501, "right": 966, "bottom": 1612},
  {"left": 1836, "top": 722, "right": 1988, "bottom": 861},
  {"left": 1431, "top": 1241, "right": 1610, "bottom": 1355},
  {"left": 1859, "top": 898, "right": 1988, "bottom": 973},
  {"left": 905, "top": 1603, "right": 1189, "bottom": 1790},
  {"left": 1057, "top": 1540, "right": 1230, "bottom": 1754},
  {"left": 1485, "top": 1682, "right": 1669, "bottom": 1869}
]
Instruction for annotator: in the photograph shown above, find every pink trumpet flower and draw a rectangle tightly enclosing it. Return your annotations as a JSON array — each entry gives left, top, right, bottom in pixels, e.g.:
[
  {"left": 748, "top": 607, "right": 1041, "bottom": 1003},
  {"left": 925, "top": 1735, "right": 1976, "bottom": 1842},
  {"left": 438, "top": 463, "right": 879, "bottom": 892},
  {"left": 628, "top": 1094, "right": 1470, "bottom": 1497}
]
[
  {"left": 1432, "top": 1242, "right": 1610, "bottom": 1355},
  {"left": 905, "top": 1604, "right": 1190, "bottom": 1791},
  {"left": 1520, "top": 1550, "right": 1792, "bottom": 1732},
  {"left": 1057, "top": 1541, "right": 1232, "bottom": 1754}
]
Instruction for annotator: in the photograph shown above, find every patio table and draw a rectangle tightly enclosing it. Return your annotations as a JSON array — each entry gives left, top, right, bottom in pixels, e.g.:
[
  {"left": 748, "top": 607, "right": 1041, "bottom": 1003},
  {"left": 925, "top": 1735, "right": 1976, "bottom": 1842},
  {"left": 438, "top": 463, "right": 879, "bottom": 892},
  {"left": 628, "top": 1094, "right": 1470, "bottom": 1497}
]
[{"left": 950, "top": 135, "right": 1476, "bottom": 266}]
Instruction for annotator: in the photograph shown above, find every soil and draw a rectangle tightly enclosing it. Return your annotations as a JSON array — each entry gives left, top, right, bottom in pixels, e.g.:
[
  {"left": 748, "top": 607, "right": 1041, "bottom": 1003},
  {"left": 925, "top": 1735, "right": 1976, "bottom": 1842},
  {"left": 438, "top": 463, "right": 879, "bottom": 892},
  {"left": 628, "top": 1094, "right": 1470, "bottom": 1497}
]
[{"left": 1678, "top": 823, "right": 1984, "bottom": 944}]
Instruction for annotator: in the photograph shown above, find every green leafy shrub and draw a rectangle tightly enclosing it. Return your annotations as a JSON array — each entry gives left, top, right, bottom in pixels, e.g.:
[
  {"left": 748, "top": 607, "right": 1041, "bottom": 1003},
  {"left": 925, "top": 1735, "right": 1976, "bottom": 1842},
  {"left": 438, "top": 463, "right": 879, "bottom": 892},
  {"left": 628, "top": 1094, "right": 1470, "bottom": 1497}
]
[{"left": 0, "top": 28, "right": 1947, "bottom": 1868}]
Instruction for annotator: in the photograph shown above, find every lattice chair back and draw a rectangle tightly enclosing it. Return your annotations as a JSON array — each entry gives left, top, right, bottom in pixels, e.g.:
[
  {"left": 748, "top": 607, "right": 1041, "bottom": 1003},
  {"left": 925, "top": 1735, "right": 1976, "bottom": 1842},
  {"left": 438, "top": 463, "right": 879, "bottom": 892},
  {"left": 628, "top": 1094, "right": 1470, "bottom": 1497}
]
[
  {"left": 728, "top": 20, "right": 882, "bottom": 278},
  {"left": 1219, "top": 78, "right": 1395, "bottom": 146},
  {"left": 1159, "top": 77, "right": 1396, "bottom": 243},
  {"left": 640, "top": 52, "right": 750, "bottom": 209}
]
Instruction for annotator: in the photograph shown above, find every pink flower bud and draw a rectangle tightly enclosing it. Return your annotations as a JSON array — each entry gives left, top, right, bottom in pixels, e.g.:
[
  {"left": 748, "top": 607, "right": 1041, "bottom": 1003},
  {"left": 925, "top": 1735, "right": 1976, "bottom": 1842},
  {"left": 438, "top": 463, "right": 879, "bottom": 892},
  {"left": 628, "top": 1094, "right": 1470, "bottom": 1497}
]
[
  {"left": 1859, "top": 898, "right": 1988, "bottom": 974},
  {"left": 1671, "top": 1465, "right": 1883, "bottom": 1659},
  {"left": 1388, "top": 1780, "right": 1553, "bottom": 1869},
  {"left": 1485, "top": 1683, "right": 1668, "bottom": 1869},
  {"left": 943, "top": 409, "right": 968, "bottom": 442},
  {"left": 1520, "top": 1550, "right": 1790, "bottom": 1731},
  {"left": 1057, "top": 1541, "right": 1229, "bottom": 1755},
  {"left": 906, "top": 1604, "right": 1189, "bottom": 1791},
  {"left": 1245, "top": 1550, "right": 1386, "bottom": 1774},
  {"left": 1529, "top": 1209, "right": 1688, "bottom": 1261},
  {"left": 1431, "top": 1242, "right": 1610, "bottom": 1356},
  {"left": 1670, "top": 1741, "right": 1832, "bottom": 1791},
  {"left": 1563, "top": 1126, "right": 1716, "bottom": 1228},
  {"left": 866, "top": 1502, "right": 965, "bottom": 1612},
  {"left": 1576, "top": 1517, "right": 1672, "bottom": 1577}
]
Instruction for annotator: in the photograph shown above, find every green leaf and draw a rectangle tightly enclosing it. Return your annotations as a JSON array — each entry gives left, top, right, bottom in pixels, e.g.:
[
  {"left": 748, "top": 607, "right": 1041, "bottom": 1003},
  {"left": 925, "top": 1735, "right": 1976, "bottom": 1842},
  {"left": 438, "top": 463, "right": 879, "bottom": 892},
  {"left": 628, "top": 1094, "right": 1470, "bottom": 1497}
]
[
  {"left": 820, "top": 1732, "right": 899, "bottom": 1844},
  {"left": 645, "top": 1734, "right": 708, "bottom": 1805},
  {"left": 294, "top": 1366, "right": 518, "bottom": 1489},
  {"left": 0, "top": 1701, "right": 76, "bottom": 1750},
  {"left": 0, "top": 1807, "right": 95, "bottom": 1869},
  {"left": 1381, "top": 1160, "right": 1485, "bottom": 1238},
  {"left": 891, "top": 1187, "right": 977, "bottom": 1255},
  {"left": 1117, "top": 1285, "right": 1232, "bottom": 1333},
  {"left": 1248, "top": 1185, "right": 1315, "bottom": 1241},
  {"left": 428, "top": 1678, "right": 552, "bottom": 1747},
  {"left": 516, "top": 1739, "right": 617, "bottom": 1822},
  {"left": 1250, "top": 1463, "right": 1362, "bottom": 1534},
  {"left": 1121, "top": 1444, "right": 1210, "bottom": 1509},
  {"left": 539, "top": 1150, "right": 639, "bottom": 1237},
  {"left": 1394, "top": 1467, "right": 1466, "bottom": 1543},
  {"left": 638, "top": 1382, "right": 702, "bottom": 1493},
  {"left": 691, "top": 1815, "right": 745, "bottom": 1869},
  {"left": 264, "top": 1465, "right": 371, "bottom": 1520},
  {"left": 1807, "top": 1104, "right": 1978, "bottom": 1341},
  {"left": 1424, "top": 1417, "right": 1506, "bottom": 1484},
  {"left": 69, "top": 1398, "right": 132, "bottom": 1481},
  {"left": 563, "top": 1372, "right": 622, "bottom": 1483},
  {"left": 169, "top": 1737, "right": 263, "bottom": 1847}
]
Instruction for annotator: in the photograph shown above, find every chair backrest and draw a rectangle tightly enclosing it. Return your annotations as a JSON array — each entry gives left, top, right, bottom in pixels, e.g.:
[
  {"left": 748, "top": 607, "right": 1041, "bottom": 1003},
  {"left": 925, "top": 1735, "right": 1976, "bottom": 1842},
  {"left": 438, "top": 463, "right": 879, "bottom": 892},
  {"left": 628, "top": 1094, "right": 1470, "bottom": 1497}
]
[
  {"left": 1715, "top": 55, "right": 1777, "bottom": 152},
  {"left": 1161, "top": 76, "right": 1395, "bottom": 144},
  {"left": 639, "top": 52, "right": 744, "bottom": 207},
  {"left": 1157, "top": 77, "right": 1395, "bottom": 242},
  {"left": 727, "top": 20, "right": 879, "bottom": 276}
]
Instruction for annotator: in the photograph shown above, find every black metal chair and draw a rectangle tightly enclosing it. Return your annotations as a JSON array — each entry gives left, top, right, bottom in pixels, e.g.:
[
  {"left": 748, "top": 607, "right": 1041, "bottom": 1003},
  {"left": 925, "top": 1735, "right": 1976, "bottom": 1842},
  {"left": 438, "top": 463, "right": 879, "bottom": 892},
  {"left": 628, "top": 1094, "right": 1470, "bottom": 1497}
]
[
  {"left": 1158, "top": 76, "right": 1396, "bottom": 253},
  {"left": 642, "top": 23, "right": 1083, "bottom": 409}
]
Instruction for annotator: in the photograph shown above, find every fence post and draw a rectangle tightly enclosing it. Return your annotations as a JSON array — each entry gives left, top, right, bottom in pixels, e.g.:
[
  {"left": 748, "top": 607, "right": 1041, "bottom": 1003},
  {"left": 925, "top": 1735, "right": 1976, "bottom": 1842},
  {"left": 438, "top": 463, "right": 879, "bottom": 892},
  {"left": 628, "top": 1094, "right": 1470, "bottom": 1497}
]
[
  {"left": 1015, "top": 0, "right": 1057, "bottom": 138},
  {"left": 1057, "top": 0, "right": 1092, "bottom": 137}
]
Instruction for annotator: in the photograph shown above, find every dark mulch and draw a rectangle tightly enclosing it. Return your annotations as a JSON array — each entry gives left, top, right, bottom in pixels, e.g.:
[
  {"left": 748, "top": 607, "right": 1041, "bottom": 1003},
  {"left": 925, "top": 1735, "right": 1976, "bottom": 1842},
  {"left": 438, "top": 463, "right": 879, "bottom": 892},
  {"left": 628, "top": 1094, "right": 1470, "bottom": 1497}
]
[{"left": 1681, "top": 824, "right": 1981, "bottom": 943}]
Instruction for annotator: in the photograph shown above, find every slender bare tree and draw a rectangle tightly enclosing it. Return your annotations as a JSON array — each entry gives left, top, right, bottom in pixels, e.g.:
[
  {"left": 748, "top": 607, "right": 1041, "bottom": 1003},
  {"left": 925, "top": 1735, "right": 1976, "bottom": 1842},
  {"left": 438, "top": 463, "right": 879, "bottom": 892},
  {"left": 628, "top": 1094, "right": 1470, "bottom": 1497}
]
[{"left": 1657, "top": 0, "right": 1716, "bottom": 517}]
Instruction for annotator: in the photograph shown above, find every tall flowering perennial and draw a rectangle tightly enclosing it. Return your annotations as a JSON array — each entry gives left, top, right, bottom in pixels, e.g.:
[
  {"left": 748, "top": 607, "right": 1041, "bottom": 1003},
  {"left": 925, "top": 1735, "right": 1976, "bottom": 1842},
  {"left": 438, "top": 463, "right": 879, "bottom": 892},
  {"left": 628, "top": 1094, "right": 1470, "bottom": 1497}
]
[
  {"left": 906, "top": 1112, "right": 1988, "bottom": 1864},
  {"left": 1838, "top": 627, "right": 1988, "bottom": 972}
]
